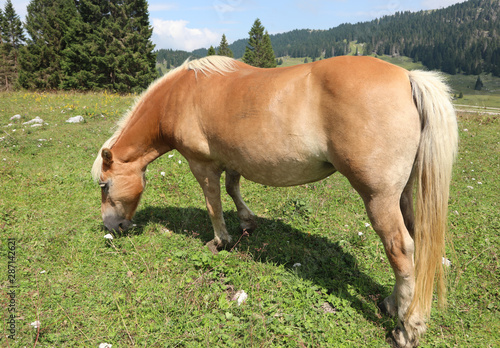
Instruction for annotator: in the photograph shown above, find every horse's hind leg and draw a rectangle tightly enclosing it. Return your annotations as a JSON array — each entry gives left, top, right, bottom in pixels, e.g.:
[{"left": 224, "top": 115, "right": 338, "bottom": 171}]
[
  {"left": 364, "top": 194, "right": 425, "bottom": 348},
  {"left": 225, "top": 169, "right": 257, "bottom": 232},
  {"left": 379, "top": 180, "right": 416, "bottom": 318},
  {"left": 400, "top": 178, "right": 415, "bottom": 238}
]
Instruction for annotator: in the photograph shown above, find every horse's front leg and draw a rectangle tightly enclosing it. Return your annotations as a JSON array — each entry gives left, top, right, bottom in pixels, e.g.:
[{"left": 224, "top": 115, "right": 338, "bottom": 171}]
[
  {"left": 188, "top": 161, "right": 232, "bottom": 248},
  {"left": 225, "top": 169, "right": 257, "bottom": 233}
]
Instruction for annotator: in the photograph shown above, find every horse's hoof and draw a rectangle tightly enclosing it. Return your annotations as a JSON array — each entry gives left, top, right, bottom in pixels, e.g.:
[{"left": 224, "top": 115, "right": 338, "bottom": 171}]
[
  {"left": 386, "top": 326, "right": 420, "bottom": 348},
  {"left": 206, "top": 239, "right": 221, "bottom": 254},
  {"left": 386, "top": 334, "right": 400, "bottom": 348},
  {"left": 240, "top": 219, "right": 257, "bottom": 233},
  {"left": 206, "top": 238, "right": 232, "bottom": 254}
]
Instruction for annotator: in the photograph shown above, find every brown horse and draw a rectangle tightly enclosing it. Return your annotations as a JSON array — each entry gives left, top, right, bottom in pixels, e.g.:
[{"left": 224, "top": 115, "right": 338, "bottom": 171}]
[{"left": 92, "top": 55, "right": 458, "bottom": 347}]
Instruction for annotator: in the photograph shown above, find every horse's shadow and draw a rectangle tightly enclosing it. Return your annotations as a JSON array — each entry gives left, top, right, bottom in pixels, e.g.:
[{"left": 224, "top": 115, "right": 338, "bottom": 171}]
[{"left": 130, "top": 205, "right": 395, "bottom": 328}]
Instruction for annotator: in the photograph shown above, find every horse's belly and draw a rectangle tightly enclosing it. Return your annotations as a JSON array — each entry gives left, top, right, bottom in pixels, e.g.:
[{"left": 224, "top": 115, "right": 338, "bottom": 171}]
[{"left": 229, "top": 157, "right": 336, "bottom": 187}]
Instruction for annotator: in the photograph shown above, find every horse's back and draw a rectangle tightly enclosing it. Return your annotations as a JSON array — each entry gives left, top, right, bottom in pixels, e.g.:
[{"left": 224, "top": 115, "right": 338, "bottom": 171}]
[{"left": 171, "top": 56, "right": 421, "bottom": 189}]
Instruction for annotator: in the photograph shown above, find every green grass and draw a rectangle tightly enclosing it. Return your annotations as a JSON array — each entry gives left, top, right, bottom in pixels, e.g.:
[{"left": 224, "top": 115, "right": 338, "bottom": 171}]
[{"left": 1, "top": 90, "right": 499, "bottom": 347}]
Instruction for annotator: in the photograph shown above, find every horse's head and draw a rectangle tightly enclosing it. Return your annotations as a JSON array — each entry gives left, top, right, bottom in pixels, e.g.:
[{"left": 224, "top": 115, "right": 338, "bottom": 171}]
[{"left": 95, "top": 148, "right": 145, "bottom": 233}]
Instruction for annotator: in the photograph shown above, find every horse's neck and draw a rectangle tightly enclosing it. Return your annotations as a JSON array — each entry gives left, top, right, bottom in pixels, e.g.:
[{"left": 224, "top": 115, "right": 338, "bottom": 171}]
[{"left": 112, "top": 111, "right": 171, "bottom": 167}]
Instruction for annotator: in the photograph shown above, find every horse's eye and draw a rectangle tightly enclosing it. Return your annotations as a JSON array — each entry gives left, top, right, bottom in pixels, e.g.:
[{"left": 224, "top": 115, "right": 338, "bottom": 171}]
[{"left": 99, "top": 181, "right": 108, "bottom": 191}]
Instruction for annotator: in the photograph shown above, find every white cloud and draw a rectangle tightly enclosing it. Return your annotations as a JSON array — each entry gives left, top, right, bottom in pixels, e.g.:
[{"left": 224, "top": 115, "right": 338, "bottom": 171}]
[
  {"left": 420, "top": 0, "right": 467, "bottom": 9},
  {"left": 152, "top": 18, "right": 219, "bottom": 51}
]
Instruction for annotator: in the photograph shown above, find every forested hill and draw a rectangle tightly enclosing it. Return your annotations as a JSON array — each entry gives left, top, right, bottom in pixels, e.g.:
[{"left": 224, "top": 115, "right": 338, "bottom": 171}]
[{"left": 181, "top": 0, "right": 500, "bottom": 76}]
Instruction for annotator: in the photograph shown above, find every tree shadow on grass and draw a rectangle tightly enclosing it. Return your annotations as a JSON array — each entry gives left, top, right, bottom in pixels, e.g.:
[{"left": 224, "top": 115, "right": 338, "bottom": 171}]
[{"left": 130, "top": 205, "right": 395, "bottom": 329}]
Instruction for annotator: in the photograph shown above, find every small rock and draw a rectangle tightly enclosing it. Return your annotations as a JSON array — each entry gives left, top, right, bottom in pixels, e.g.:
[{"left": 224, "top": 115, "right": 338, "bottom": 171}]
[
  {"left": 23, "top": 116, "right": 43, "bottom": 125},
  {"left": 66, "top": 115, "right": 84, "bottom": 123}
]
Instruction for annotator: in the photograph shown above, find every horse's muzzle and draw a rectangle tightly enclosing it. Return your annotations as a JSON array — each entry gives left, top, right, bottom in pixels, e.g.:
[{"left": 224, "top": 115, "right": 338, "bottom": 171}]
[{"left": 103, "top": 215, "right": 133, "bottom": 233}]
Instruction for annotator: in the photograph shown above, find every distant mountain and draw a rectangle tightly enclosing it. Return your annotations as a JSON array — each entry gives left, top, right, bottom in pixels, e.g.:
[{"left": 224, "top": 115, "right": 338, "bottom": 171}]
[{"left": 156, "top": 0, "right": 500, "bottom": 76}]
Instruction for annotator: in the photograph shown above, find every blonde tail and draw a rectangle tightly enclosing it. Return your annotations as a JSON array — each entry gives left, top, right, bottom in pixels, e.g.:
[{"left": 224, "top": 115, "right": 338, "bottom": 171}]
[{"left": 407, "top": 70, "right": 458, "bottom": 318}]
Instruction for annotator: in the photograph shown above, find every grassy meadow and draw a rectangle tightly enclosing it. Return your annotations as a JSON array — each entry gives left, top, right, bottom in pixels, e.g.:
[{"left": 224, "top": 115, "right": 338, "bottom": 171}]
[{"left": 0, "top": 74, "right": 499, "bottom": 347}]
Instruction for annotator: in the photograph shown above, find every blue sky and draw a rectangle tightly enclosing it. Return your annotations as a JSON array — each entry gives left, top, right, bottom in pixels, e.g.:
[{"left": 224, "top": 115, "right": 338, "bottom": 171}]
[{"left": 5, "top": 0, "right": 466, "bottom": 51}]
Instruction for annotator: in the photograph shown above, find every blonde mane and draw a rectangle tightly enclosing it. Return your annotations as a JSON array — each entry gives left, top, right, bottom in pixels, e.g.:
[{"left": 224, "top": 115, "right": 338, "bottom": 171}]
[{"left": 91, "top": 56, "right": 238, "bottom": 181}]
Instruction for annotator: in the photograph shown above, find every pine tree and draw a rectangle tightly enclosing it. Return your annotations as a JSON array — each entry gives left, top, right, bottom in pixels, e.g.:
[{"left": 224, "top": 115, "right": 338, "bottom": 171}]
[
  {"left": 0, "top": 8, "right": 6, "bottom": 90},
  {"left": 20, "top": 0, "right": 156, "bottom": 92},
  {"left": 102, "top": 0, "right": 157, "bottom": 93},
  {"left": 242, "top": 19, "right": 276, "bottom": 68},
  {"left": 207, "top": 46, "right": 216, "bottom": 56},
  {"left": 217, "top": 34, "right": 233, "bottom": 57},
  {"left": 18, "top": 0, "right": 77, "bottom": 89},
  {"left": 474, "top": 75, "right": 483, "bottom": 91},
  {"left": 0, "top": 0, "right": 25, "bottom": 90},
  {"left": 60, "top": 0, "right": 110, "bottom": 90}
]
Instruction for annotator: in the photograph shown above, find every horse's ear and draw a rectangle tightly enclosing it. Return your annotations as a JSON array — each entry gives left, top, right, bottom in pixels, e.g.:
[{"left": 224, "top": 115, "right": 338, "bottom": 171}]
[{"left": 101, "top": 148, "right": 113, "bottom": 166}]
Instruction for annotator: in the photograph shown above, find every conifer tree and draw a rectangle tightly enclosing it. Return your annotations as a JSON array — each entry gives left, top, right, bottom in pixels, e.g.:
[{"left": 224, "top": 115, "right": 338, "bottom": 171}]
[
  {"left": 207, "top": 46, "right": 216, "bottom": 56},
  {"left": 0, "top": 0, "right": 25, "bottom": 90},
  {"left": 242, "top": 19, "right": 276, "bottom": 68},
  {"left": 474, "top": 75, "right": 484, "bottom": 91},
  {"left": 21, "top": 0, "right": 156, "bottom": 92},
  {"left": 18, "top": 0, "right": 77, "bottom": 89},
  {"left": 0, "top": 8, "right": 6, "bottom": 90},
  {"left": 60, "top": 0, "right": 110, "bottom": 90},
  {"left": 217, "top": 34, "right": 233, "bottom": 58},
  {"left": 104, "top": 0, "right": 157, "bottom": 93}
]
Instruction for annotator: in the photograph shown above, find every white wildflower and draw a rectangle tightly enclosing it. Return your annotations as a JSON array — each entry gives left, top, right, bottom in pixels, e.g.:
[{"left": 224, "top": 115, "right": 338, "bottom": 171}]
[
  {"left": 40, "top": 270, "right": 46, "bottom": 274},
  {"left": 232, "top": 290, "right": 248, "bottom": 306},
  {"left": 104, "top": 234, "right": 114, "bottom": 240},
  {"left": 358, "top": 231, "right": 364, "bottom": 236},
  {"left": 160, "top": 172, "right": 166, "bottom": 176},
  {"left": 168, "top": 154, "right": 174, "bottom": 158},
  {"left": 478, "top": 182, "right": 482, "bottom": 185},
  {"left": 467, "top": 186, "right": 474, "bottom": 189},
  {"left": 364, "top": 223, "right": 370, "bottom": 228},
  {"left": 99, "top": 344, "right": 112, "bottom": 348},
  {"left": 293, "top": 263, "right": 302, "bottom": 268},
  {"left": 178, "top": 160, "right": 182, "bottom": 164},
  {"left": 30, "top": 320, "right": 41, "bottom": 329},
  {"left": 442, "top": 257, "right": 452, "bottom": 267}
]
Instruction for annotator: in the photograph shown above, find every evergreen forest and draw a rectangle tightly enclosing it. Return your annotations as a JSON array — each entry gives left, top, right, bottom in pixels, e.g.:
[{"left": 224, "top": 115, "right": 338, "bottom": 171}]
[
  {"left": 0, "top": 0, "right": 157, "bottom": 93},
  {"left": 186, "top": 0, "right": 500, "bottom": 76}
]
